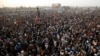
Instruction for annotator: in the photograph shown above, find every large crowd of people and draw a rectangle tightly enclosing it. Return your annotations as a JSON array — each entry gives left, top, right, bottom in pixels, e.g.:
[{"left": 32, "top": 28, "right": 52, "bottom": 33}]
[{"left": 0, "top": 8, "right": 100, "bottom": 56}]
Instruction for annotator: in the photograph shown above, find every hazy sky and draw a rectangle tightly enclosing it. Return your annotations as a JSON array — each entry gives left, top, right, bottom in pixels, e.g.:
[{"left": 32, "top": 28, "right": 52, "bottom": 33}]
[{"left": 0, "top": 0, "right": 100, "bottom": 7}]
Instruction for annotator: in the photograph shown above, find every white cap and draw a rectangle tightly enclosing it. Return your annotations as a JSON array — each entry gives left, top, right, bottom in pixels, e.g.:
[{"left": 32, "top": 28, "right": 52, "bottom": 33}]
[{"left": 21, "top": 50, "right": 24, "bottom": 53}]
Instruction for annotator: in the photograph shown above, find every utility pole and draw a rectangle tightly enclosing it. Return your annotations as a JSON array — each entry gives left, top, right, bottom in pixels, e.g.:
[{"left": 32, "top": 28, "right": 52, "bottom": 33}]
[{"left": 36, "top": 7, "right": 40, "bottom": 18}]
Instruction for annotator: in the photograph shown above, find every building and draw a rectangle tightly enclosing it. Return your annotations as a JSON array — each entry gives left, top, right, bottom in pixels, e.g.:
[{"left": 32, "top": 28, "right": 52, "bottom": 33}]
[{"left": 52, "top": 3, "right": 64, "bottom": 13}]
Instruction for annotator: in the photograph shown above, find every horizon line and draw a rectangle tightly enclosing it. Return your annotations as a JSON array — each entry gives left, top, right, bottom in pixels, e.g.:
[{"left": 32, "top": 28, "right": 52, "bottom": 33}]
[{"left": 0, "top": 5, "right": 100, "bottom": 8}]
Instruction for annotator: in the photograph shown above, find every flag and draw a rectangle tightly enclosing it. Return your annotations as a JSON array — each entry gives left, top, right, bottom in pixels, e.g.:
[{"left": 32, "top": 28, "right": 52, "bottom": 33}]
[{"left": 34, "top": 16, "right": 40, "bottom": 24}]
